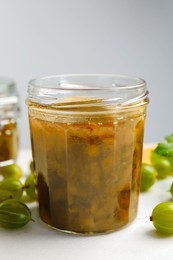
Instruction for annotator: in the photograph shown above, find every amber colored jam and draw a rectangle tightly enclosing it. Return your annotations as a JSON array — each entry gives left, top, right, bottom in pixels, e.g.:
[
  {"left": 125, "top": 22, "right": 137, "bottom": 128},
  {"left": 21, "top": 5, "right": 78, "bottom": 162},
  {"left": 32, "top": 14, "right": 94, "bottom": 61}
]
[
  {"left": 28, "top": 102, "right": 146, "bottom": 234},
  {"left": 0, "top": 120, "right": 18, "bottom": 164}
]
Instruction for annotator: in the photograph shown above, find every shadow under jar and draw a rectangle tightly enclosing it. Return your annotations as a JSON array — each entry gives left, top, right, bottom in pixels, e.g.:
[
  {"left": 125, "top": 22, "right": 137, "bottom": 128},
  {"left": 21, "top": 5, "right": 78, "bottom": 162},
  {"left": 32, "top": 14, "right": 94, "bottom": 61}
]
[
  {"left": 26, "top": 74, "right": 149, "bottom": 235},
  {"left": 0, "top": 78, "right": 20, "bottom": 166}
]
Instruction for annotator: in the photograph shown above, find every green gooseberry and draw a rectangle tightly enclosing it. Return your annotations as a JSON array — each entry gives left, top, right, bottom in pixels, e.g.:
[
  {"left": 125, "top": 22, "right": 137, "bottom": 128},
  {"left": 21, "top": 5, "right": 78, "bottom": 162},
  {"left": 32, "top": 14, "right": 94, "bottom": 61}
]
[
  {"left": 140, "top": 163, "right": 157, "bottom": 192},
  {"left": 0, "top": 164, "right": 23, "bottom": 179},
  {"left": 0, "top": 199, "right": 32, "bottom": 229},
  {"left": 150, "top": 202, "right": 173, "bottom": 234},
  {"left": 0, "top": 178, "right": 23, "bottom": 199},
  {"left": 151, "top": 151, "right": 173, "bottom": 178}
]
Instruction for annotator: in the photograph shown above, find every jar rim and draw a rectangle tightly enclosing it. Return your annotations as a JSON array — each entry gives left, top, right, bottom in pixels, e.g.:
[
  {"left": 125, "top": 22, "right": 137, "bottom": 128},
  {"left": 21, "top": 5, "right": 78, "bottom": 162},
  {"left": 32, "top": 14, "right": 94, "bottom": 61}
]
[
  {"left": 29, "top": 74, "right": 146, "bottom": 90},
  {"left": 0, "top": 78, "right": 19, "bottom": 107},
  {"left": 27, "top": 74, "right": 148, "bottom": 107}
]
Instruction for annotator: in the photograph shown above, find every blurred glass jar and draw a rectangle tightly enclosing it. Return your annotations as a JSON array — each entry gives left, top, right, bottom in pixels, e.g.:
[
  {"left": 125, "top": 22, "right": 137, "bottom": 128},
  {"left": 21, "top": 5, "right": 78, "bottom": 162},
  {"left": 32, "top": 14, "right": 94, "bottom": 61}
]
[
  {"left": 0, "top": 78, "right": 20, "bottom": 166},
  {"left": 26, "top": 74, "right": 149, "bottom": 234}
]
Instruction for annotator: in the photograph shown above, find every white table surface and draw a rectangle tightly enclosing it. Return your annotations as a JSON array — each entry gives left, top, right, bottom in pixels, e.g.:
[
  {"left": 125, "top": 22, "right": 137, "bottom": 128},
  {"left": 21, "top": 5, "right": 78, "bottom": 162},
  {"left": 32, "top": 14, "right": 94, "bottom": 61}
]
[{"left": 1, "top": 149, "right": 173, "bottom": 260}]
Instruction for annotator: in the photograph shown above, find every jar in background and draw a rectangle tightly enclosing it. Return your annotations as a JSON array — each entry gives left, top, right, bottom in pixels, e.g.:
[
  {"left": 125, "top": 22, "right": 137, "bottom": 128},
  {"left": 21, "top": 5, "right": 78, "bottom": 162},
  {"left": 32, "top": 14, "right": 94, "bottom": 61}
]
[
  {"left": 0, "top": 78, "right": 20, "bottom": 166},
  {"left": 26, "top": 74, "right": 149, "bottom": 234}
]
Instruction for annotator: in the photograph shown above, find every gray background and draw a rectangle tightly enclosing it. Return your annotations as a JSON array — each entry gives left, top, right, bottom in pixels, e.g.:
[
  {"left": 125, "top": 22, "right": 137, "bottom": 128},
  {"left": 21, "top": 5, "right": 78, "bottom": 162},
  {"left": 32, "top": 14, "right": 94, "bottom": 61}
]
[{"left": 0, "top": 0, "right": 172, "bottom": 149}]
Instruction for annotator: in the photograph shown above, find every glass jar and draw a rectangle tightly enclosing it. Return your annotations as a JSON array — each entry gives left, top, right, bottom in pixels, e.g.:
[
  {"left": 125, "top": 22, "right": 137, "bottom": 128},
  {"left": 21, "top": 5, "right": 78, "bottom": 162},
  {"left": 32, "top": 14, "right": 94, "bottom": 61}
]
[
  {"left": 26, "top": 74, "right": 149, "bottom": 234},
  {"left": 0, "top": 78, "right": 20, "bottom": 166}
]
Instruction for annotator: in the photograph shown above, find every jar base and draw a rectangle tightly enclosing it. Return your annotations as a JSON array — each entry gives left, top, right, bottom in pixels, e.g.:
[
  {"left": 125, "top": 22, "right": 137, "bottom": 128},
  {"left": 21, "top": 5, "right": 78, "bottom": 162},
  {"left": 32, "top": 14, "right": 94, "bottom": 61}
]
[
  {"left": 0, "top": 159, "right": 15, "bottom": 167},
  {"left": 40, "top": 218, "right": 136, "bottom": 236}
]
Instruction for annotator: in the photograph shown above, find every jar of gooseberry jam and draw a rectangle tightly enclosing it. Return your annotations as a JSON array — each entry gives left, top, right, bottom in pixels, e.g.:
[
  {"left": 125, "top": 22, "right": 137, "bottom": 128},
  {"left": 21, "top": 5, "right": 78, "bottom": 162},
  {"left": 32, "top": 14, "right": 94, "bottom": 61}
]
[
  {"left": 0, "top": 78, "right": 20, "bottom": 166},
  {"left": 26, "top": 74, "right": 149, "bottom": 234}
]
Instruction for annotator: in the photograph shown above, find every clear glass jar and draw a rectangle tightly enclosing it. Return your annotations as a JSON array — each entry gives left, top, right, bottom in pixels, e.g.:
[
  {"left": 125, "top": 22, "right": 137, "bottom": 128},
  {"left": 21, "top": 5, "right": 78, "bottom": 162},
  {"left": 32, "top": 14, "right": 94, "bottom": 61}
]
[
  {"left": 26, "top": 74, "right": 149, "bottom": 234},
  {"left": 0, "top": 78, "right": 20, "bottom": 166}
]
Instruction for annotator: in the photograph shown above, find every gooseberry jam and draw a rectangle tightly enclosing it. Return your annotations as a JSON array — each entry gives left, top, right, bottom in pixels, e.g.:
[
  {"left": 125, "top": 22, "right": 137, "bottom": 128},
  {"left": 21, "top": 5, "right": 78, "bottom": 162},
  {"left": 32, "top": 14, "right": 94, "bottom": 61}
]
[
  {"left": 26, "top": 74, "right": 149, "bottom": 234},
  {"left": 0, "top": 79, "right": 19, "bottom": 166}
]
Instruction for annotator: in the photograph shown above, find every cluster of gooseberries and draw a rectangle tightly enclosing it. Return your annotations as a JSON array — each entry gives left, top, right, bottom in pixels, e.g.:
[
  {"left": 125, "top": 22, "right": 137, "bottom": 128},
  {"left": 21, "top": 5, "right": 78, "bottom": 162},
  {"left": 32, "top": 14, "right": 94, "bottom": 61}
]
[
  {"left": 0, "top": 162, "right": 37, "bottom": 229},
  {"left": 141, "top": 134, "right": 173, "bottom": 234}
]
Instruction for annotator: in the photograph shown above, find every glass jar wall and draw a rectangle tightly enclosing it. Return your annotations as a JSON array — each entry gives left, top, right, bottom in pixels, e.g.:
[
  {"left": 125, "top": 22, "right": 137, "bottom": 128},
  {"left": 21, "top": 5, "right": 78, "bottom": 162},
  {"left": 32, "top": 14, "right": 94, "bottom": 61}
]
[
  {"left": 26, "top": 74, "right": 149, "bottom": 234},
  {"left": 0, "top": 78, "right": 20, "bottom": 166}
]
